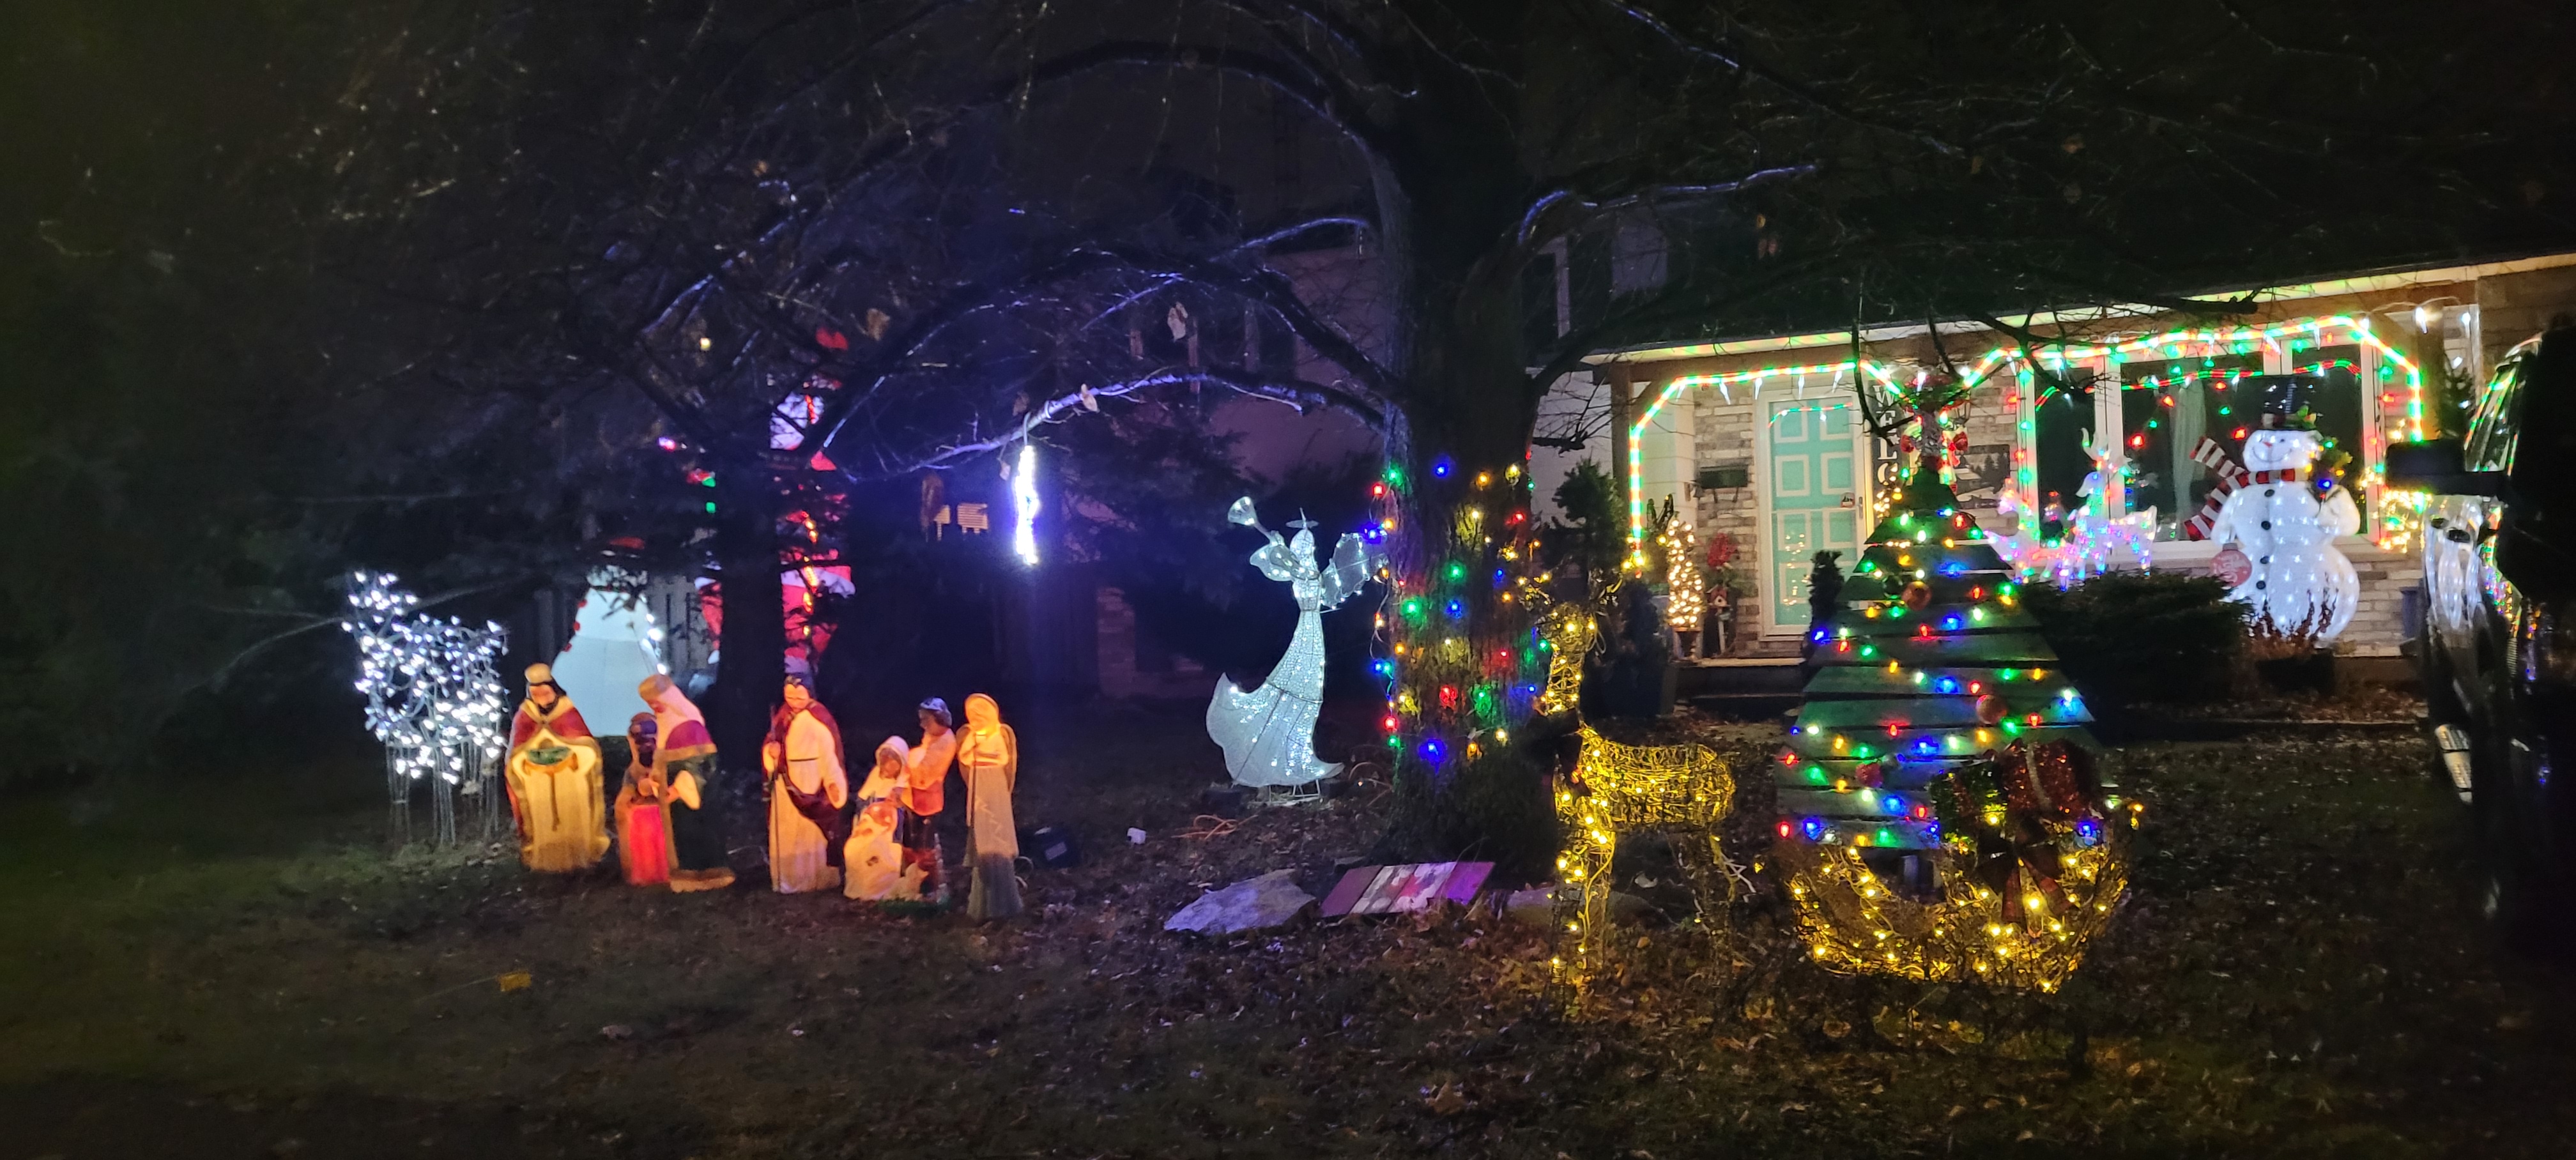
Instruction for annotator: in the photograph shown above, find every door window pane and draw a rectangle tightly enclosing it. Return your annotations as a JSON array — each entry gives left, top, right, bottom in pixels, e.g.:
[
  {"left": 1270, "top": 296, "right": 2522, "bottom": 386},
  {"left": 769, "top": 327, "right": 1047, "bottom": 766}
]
[
  {"left": 2286, "top": 344, "right": 2368, "bottom": 510},
  {"left": 2031, "top": 369, "right": 2097, "bottom": 538}
]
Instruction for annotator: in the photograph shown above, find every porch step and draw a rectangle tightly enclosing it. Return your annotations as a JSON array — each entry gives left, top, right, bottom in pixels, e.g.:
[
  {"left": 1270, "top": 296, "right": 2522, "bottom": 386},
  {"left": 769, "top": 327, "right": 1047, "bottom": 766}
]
[
  {"left": 1687, "top": 691, "right": 1805, "bottom": 722},
  {"left": 1678, "top": 657, "right": 1806, "bottom": 699}
]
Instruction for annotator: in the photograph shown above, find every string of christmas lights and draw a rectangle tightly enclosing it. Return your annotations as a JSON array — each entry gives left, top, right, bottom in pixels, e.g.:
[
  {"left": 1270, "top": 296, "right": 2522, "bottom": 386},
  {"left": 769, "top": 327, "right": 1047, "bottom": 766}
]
[
  {"left": 1370, "top": 458, "right": 1549, "bottom": 772},
  {"left": 1624, "top": 359, "right": 1903, "bottom": 560},
  {"left": 1979, "top": 314, "right": 2423, "bottom": 551},
  {"left": 1658, "top": 516, "right": 1703, "bottom": 636}
]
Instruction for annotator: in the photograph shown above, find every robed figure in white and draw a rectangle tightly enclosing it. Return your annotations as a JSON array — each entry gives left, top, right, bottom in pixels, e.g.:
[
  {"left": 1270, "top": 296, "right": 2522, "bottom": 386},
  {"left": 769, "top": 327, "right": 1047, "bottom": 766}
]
[
  {"left": 763, "top": 675, "right": 849, "bottom": 894},
  {"left": 1206, "top": 498, "right": 1384, "bottom": 788}
]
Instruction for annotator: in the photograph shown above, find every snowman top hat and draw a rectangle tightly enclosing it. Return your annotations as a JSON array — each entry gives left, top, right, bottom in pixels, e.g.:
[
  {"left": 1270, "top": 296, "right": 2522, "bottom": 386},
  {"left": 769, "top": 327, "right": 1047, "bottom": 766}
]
[{"left": 2241, "top": 373, "right": 2322, "bottom": 430}]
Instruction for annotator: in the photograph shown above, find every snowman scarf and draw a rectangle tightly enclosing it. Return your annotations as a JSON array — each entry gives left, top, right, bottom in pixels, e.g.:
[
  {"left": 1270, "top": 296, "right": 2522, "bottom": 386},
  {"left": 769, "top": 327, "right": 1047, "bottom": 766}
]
[{"left": 2182, "top": 438, "right": 2309, "bottom": 540}]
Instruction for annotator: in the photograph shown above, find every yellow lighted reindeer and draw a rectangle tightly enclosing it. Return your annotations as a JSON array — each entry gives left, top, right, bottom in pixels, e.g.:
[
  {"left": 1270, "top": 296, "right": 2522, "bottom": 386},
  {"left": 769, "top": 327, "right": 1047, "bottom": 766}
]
[{"left": 1532, "top": 599, "right": 1740, "bottom": 1001}]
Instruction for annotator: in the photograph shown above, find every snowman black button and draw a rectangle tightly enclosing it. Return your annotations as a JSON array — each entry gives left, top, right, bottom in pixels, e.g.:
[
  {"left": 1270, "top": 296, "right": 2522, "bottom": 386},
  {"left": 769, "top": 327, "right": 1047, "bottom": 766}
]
[
  {"left": 2255, "top": 580, "right": 2267, "bottom": 590},
  {"left": 2263, "top": 487, "right": 2276, "bottom": 497},
  {"left": 2260, "top": 519, "right": 2271, "bottom": 530}
]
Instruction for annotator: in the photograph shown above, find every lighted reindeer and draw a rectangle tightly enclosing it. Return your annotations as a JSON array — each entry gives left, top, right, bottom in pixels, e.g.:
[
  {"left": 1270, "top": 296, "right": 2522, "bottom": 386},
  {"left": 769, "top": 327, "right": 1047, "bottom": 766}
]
[{"left": 1532, "top": 597, "right": 1741, "bottom": 1000}]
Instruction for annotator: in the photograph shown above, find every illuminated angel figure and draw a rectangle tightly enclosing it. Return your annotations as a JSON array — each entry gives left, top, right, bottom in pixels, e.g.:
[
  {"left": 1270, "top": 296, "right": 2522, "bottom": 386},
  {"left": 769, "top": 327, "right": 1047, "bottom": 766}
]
[{"left": 1207, "top": 497, "right": 1383, "bottom": 788}]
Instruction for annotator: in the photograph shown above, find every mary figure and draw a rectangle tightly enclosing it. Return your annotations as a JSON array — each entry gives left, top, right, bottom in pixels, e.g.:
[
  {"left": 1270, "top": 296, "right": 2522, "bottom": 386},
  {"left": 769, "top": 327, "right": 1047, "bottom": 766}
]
[{"left": 1206, "top": 497, "right": 1383, "bottom": 788}]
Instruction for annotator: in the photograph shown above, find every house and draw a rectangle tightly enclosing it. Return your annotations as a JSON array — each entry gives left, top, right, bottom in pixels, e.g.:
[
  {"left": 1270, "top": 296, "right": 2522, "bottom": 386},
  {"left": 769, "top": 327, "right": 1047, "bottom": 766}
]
[{"left": 1548, "top": 249, "right": 2576, "bottom": 662}]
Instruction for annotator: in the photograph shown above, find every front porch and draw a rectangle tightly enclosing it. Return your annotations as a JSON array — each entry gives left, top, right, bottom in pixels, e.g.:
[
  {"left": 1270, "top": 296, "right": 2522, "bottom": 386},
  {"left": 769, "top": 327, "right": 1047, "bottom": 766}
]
[{"left": 1562, "top": 250, "right": 2576, "bottom": 662}]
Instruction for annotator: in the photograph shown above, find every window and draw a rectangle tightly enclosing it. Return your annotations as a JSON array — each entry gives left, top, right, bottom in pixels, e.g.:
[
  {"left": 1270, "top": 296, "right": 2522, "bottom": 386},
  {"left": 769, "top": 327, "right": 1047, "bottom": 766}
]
[
  {"left": 2004, "top": 317, "right": 2409, "bottom": 544},
  {"left": 2119, "top": 353, "right": 2263, "bottom": 536},
  {"left": 2465, "top": 358, "right": 2524, "bottom": 473},
  {"left": 2030, "top": 369, "right": 2097, "bottom": 535}
]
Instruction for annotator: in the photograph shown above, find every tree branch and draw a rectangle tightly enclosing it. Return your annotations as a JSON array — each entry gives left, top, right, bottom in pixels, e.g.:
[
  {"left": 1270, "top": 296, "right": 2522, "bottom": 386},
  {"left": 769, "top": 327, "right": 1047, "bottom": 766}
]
[
  {"left": 1517, "top": 164, "right": 1819, "bottom": 246},
  {"left": 1007, "top": 40, "right": 1401, "bottom": 163},
  {"left": 858, "top": 365, "right": 1386, "bottom": 479},
  {"left": 1604, "top": 1, "right": 1967, "bottom": 157}
]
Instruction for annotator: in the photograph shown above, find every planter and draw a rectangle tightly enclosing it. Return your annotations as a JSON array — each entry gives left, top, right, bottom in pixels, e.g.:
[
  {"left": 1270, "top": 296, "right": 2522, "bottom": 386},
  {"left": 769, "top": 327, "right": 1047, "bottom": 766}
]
[{"left": 2253, "top": 651, "right": 2336, "bottom": 696}]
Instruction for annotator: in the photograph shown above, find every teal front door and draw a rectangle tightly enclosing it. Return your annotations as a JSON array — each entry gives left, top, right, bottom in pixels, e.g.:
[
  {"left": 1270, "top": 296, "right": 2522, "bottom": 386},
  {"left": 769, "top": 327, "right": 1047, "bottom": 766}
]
[{"left": 1767, "top": 398, "right": 1860, "bottom": 634}]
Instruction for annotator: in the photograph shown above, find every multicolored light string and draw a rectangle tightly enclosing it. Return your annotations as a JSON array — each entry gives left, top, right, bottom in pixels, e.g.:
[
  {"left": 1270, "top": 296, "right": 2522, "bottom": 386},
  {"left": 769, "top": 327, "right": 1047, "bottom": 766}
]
[
  {"left": 1372, "top": 459, "right": 1548, "bottom": 772},
  {"left": 1624, "top": 359, "right": 1901, "bottom": 562},
  {"left": 1974, "top": 314, "right": 2422, "bottom": 549}
]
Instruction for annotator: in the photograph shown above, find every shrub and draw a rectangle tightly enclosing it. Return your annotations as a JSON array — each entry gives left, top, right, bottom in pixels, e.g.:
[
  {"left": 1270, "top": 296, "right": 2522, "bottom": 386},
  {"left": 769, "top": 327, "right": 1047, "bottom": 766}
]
[
  {"left": 2021, "top": 571, "right": 2244, "bottom": 706},
  {"left": 1379, "top": 745, "right": 1560, "bottom": 883}
]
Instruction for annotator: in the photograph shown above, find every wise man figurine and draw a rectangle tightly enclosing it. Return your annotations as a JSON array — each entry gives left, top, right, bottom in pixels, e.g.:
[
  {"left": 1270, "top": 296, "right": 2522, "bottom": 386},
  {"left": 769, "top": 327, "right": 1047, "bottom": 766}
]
[
  {"left": 640, "top": 674, "right": 733, "bottom": 892},
  {"left": 613, "top": 712, "right": 671, "bottom": 887},
  {"left": 504, "top": 664, "right": 608, "bottom": 873}
]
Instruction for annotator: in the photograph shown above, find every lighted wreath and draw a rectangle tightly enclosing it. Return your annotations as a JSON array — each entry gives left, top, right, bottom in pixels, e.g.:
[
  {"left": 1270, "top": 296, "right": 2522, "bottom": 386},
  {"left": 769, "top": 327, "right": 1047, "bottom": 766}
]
[{"left": 1778, "top": 738, "right": 2139, "bottom": 992}]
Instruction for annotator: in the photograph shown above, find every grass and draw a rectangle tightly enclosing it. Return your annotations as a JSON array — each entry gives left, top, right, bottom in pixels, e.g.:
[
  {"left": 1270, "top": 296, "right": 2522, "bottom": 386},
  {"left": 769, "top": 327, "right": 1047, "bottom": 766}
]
[{"left": 3, "top": 704, "right": 2574, "bottom": 1158}]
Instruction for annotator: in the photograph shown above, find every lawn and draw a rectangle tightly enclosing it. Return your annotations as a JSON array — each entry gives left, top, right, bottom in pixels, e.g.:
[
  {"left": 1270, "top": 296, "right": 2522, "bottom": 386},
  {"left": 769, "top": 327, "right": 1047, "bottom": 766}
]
[{"left": 3, "top": 701, "right": 2572, "bottom": 1159}]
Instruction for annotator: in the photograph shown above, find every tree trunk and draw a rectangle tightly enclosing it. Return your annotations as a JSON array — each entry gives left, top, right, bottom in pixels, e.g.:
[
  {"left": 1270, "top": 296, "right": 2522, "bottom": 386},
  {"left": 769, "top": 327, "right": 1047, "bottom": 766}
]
[
  {"left": 710, "top": 466, "right": 785, "bottom": 779},
  {"left": 1373, "top": 287, "right": 1563, "bottom": 874},
  {"left": 1364, "top": 68, "right": 1572, "bottom": 871}
]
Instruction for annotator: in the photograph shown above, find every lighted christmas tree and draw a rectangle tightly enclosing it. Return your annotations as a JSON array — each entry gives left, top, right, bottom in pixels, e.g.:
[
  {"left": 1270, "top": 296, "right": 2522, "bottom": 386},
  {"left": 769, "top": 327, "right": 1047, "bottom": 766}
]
[{"left": 1773, "top": 386, "right": 2140, "bottom": 992}]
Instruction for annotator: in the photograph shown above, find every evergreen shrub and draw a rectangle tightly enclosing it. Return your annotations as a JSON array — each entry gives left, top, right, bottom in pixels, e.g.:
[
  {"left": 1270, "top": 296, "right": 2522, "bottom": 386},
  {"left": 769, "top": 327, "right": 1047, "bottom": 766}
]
[
  {"left": 2021, "top": 570, "right": 2245, "bottom": 706},
  {"left": 1381, "top": 745, "right": 1560, "bottom": 883}
]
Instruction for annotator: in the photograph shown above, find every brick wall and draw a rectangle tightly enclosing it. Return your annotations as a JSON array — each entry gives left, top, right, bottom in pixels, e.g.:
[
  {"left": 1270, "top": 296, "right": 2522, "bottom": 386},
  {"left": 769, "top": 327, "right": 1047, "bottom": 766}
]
[
  {"left": 2138, "top": 545, "right": 2419, "bottom": 658},
  {"left": 2340, "top": 549, "right": 2423, "bottom": 657},
  {"left": 2478, "top": 266, "right": 2576, "bottom": 369},
  {"left": 1691, "top": 398, "right": 1769, "bottom": 652}
]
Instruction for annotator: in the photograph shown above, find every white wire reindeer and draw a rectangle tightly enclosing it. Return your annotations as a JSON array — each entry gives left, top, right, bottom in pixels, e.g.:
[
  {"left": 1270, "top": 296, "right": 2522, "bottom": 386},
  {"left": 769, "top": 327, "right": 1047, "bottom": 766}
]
[{"left": 343, "top": 572, "right": 509, "bottom": 846}]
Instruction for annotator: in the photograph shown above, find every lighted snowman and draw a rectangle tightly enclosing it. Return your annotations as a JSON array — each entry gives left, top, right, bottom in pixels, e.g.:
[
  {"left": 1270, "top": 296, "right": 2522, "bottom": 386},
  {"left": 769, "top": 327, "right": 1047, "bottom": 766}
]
[{"left": 2209, "top": 420, "right": 2359, "bottom": 641}]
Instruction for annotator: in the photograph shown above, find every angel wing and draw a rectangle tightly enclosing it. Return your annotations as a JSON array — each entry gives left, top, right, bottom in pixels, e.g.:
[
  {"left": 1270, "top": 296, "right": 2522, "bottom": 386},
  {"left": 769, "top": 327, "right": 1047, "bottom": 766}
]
[
  {"left": 1247, "top": 533, "right": 1303, "bottom": 584},
  {"left": 1315, "top": 532, "right": 1385, "bottom": 611}
]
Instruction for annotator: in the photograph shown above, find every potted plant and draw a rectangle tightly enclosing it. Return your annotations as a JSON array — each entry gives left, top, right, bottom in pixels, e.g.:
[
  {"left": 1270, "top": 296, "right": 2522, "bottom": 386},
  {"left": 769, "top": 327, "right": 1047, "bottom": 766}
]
[{"left": 1701, "top": 533, "right": 1747, "bottom": 657}]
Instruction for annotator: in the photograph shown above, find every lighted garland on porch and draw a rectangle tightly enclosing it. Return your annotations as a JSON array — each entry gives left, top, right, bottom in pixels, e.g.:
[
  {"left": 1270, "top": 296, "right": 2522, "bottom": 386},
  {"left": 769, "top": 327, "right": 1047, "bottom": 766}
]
[
  {"left": 1622, "top": 358, "right": 1901, "bottom": 563},
  {"left": 1775, "top": 384, "right": 2140, "bottom": 993},
  {"left": 1974, "top": 314, "right": 2427, "bottom": 554}
]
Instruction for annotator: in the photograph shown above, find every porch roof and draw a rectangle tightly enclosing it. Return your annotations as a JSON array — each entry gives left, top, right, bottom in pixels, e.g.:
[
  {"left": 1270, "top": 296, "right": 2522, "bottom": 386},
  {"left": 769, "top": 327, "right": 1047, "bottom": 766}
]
[{"left": 1585, "top": 248, "right": 2576, "bottom": 367}]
